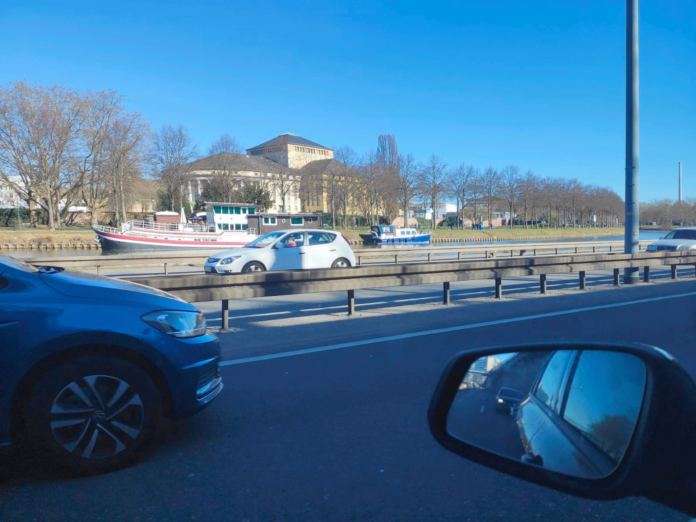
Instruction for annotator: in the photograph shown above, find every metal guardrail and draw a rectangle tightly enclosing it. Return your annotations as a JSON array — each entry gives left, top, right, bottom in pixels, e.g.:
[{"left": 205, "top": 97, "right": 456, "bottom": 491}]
[
  {"left": 17, "top": 240, "right": 653, "bottom": 275},
  {"left": 124, "top": 250, "right": 696, "bottom": 330}
]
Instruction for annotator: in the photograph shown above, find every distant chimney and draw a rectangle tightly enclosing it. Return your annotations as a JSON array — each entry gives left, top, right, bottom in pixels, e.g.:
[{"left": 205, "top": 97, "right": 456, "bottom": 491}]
[{"left": 679, "top": 162, "right": 683, "bottom": 202}]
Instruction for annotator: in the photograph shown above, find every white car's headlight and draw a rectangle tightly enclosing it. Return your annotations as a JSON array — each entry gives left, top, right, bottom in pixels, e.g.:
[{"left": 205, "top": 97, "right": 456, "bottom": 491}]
[
  {"left": 141, "top": 311, "right": 207, "bottom": 338},
  {"left": 221, "top": 256, "right": 242, "bottom": 265}
]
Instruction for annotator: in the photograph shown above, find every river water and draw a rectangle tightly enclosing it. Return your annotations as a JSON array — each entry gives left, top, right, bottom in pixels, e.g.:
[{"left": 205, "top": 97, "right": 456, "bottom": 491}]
[{"left": 5, "top": 230, "right": 667, "bottom": 260}]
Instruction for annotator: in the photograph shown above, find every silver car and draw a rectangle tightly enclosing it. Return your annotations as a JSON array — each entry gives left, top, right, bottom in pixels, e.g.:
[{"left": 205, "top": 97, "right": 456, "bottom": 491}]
[
  {"left": 646, "top": 227, "right": 696, "bottom": 252},
  {"left": 204, "top": 229, "right": 356, "bottom": 274}
]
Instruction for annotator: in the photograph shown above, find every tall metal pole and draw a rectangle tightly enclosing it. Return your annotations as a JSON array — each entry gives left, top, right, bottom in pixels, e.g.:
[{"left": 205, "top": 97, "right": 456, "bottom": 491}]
[
  {"left": 624, "top": 0, "right": 640, "bottom": 284},
  {"left": 679, "top": 162, "right": 683, "bottom": 202}
]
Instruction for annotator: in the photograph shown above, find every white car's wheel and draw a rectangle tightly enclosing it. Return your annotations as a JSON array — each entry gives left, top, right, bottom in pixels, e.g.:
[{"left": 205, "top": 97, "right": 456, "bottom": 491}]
[
  {"left": 242, "top": 262, "right": 266, "bottom": 273},
  {"left": 332, "top": 258, "right": 351, "bottom": 268}
]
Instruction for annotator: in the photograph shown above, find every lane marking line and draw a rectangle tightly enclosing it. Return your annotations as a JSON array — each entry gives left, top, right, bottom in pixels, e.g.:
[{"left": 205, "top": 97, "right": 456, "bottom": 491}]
[{"left": 220, "top": 291, "right": 696, "bottom": 367}]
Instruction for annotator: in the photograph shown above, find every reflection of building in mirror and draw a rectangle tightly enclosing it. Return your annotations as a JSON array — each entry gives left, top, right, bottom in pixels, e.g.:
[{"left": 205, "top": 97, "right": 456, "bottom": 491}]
[{"left": 460, "top": 353, "right": 516, "bottom": 390}]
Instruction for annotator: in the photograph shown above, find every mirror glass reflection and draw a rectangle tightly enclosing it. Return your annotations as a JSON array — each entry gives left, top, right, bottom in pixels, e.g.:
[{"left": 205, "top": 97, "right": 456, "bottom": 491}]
[{"left": 447, "top": 350, "right": 647, "bottom": 479}]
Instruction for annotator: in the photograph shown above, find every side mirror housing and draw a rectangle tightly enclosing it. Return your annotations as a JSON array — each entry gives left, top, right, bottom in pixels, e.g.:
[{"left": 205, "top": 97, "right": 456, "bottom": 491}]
[{"left": 428, "top": 342, "right": 696, "bottom": 512}]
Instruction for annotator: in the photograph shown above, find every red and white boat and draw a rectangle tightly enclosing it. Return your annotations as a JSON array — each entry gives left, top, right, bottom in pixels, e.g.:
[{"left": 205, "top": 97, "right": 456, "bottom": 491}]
[{"left": 92, "top": 203, "right": 259, "bottom": 252}]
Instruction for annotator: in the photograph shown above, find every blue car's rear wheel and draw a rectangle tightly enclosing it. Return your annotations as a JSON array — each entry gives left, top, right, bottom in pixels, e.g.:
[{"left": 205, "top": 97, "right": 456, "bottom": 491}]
[{"left": 24, "top": 355, "right": 163, "bottom": 473}]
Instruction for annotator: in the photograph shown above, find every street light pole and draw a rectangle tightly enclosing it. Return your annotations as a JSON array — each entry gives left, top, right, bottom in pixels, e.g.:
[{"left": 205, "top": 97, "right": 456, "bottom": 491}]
[{"left": 624, "top": 0, "right": 640, "bottom": 284}]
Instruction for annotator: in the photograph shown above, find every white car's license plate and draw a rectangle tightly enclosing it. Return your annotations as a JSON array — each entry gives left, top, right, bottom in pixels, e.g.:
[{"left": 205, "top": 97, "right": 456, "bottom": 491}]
[{"left": 204, "top": 266, "right": 213, "bottom": 273}]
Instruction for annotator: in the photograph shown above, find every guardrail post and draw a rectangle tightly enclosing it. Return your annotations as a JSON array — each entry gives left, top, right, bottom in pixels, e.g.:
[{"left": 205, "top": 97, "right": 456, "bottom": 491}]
[
  {"left": 357, "top": 256, "right": 361, "bottom": 266},
  {"left": 443, "top": 282, "right": 450, "bottom": 305},
  {"left": 575, "top": 247, "right": 578, "bottom": 254},
  {"left": 555, "top": 248, "right": 558, "bottom": 255},
  {"left": 579, "top": 271, "right": 586, "bottom": 290},
  {"left": 347, "top": 290, "right": 355, "bottom": 315},
  {"left": 428, "top": 253, "right": 431, "bottom": 262},
  {"left": 164, "top": 263, "right": 168, "bottom": 275},
  {"left": 671, "top": 265, "right": 678, "bottom": 280},
  {"left": 643, "top": 266, "right": 650, "bottom": 282},
  {"left": 457, "top": 252, "right": 460, "bottom": 260},
  {"left": 533, "top": 249, "right": 536, "bottom": 256},
  {"left": 495, "top": 277, "right": 502, "bottom": 299},
  {"left": 613, "top": 268, "right": 620, "bottom": 286},
  {"left": 96, "top": 265, "right": 101, "bottom": 275},
  {"left": 395, "top": 254, "right": 398, "bottom": 264},
  {"left": 593, "top": 246, "right": 596, "bottom": 253},
  {"left": 221, "top": 300, "right": 229, "bottom": 331},
  {"left": 540, "top": 274, "right": 547, "bottom": 294}
]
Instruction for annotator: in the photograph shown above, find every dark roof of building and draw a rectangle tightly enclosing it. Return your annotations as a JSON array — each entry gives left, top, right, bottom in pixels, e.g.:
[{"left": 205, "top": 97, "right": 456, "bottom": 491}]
[
  {"left": 294, "top": 158, "right": 358, "bottom": 178},
  {"left": 185, "top": 152, "right": 282, "bottom": 174},
  {"left": 247, "top": 133, "right": 331, "bottom": 152}
]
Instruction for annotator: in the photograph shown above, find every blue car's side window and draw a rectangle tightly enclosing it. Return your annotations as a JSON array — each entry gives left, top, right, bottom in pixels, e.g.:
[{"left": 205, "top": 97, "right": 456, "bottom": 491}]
[{"left": 533, "top": 351, "right": 575, "bottom": 413}]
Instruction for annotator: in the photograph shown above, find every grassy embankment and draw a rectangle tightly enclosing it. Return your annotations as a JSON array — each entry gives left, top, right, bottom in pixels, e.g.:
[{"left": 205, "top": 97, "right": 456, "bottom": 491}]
[{"left": 0, "top": 226, "right": 96, "bottom": 246}]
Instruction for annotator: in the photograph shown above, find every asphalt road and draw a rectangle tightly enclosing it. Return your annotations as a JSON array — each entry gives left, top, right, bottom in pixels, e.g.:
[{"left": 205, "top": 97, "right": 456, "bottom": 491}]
[{"left": 1, "top": 271, "right": 695, "bottom": 521}]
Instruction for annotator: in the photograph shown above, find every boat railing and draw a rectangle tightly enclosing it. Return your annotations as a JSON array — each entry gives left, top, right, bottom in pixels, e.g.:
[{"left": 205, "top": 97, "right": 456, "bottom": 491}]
[{"left": 128, "top": 219, "right": 213, "bottom": 233}]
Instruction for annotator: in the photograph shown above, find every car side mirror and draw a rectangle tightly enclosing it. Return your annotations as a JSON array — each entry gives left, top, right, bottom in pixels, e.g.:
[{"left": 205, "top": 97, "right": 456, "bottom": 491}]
[{"left": 428, "top": 342, "right": 696, "bottom": 515}]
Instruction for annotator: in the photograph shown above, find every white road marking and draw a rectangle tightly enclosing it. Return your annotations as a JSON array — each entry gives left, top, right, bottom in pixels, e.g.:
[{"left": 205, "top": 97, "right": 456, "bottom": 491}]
[{"left": 220, "top": 291, "right": 696, "bottom": 367}]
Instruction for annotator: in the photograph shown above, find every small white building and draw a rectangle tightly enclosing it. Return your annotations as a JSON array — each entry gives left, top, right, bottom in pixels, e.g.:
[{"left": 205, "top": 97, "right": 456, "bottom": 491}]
[
  {"left": 410, "top": 203, "right": 457, "bottom": 221},
  {"left": 0, "top": 176, "right": 27, "bottom": 209}
]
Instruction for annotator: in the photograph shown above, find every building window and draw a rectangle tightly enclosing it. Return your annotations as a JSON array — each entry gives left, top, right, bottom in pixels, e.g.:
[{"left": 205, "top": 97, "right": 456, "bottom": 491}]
[
  {"left": 234, "top": 207, "right": 241, "bottom": 214},
  {"left": 235, "top": 224, "right": 241, "bottom": 230},
  {"left": 217, "top": 223, "right": 222, "bottom": 230},
  {"left": 222, "top": 207, "right": 229, "bottom": 214},
  {"left": 223, "top": 224, "right": 229, "bottom": 230},
  {"left": 242, "top": 207, "right": 247, "bottom": 214},
  {"left": 242, "top": 224, "right": 248, "bottom": 230},
  {"left": 263, "top": 217, "right": 277, "bottom": 225},
  {"left": 291, "top": 217, "right": 303, "bottom": 225},
  {"left": 248, "top": 207, "right": 255, "bottom": 214},
  {"left": 214, "top": 206, "right": 222, "bottom": 214}
]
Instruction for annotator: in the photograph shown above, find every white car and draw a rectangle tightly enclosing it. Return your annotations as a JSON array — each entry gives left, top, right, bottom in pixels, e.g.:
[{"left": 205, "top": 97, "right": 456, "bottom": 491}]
[
  {"left": 204, "top": 229, "right": 356, "bottom": 274},
  {"left": 646, "top": 227, "right": 696, "bottom": 252}
]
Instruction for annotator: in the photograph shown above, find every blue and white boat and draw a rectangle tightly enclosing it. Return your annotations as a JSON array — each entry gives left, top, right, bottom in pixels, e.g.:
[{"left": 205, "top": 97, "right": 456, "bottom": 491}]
[{"left": 370, "top": 225, "right": 431, "bottom": 244}]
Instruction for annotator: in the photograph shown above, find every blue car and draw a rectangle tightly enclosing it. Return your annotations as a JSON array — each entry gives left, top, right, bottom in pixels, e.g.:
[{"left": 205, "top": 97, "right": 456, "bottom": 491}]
[{"left": 0, "top": 255, "right": 222, "bottom": 472}]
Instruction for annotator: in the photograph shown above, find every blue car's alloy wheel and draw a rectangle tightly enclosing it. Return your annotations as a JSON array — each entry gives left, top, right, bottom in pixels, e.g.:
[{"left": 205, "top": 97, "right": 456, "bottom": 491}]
[{"left": 24, "top": 356, "right": 162, "bottom": 473}]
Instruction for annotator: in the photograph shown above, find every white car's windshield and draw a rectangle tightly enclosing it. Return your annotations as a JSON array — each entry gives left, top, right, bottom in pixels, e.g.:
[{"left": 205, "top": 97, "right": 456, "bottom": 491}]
[
  {"left": 663, "top": 230, "right": 696, "bottom": 240},
  {"left": 245, "top": 231, "right": 286, "bottom": 248}
]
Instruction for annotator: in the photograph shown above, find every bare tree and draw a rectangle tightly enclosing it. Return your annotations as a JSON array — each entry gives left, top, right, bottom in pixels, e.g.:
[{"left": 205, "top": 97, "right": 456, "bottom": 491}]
[
  {"left": 0, "top": 82, "right": 86, "bottom": 229},
  {"left": 499, "top": 165, "right": 520, "bottom": 228},
  {"left": 466, "top": 169, "right": 484, "bottom": 226},
  {"left": 416, "top": 154, "right": 448, "bottom": 229},
  {"left": 481, "top": 166, "right": 500, "bottom": 227},
  {"left": 150, "top": 123, "right": 198, "bottom": 211},
  {"left": 447, "top": 162, "right": 473, "bottom": 228},
  {"left": 376, "top": 134, "right": 400, "bottom": 226},
  {"left": 203, "top": 132, "right": 246, "bottom": 203},
  {"left": 271, "top": 161, "right": 299, "bottom": 213},
  {"left": 334, "top": 145, "right": 358, "bottom": 227},
  {"left": 396, "top": 153, "right": 419, "bottom": 228},
  {"left": 356, "top": 151, "right": 385, "bottom": 226},
  {"left": 79, "top": 90, "right": 124, "bottom": 225},
  {"left": 106, "top": 113, "right": 150, "bottom": 224}
]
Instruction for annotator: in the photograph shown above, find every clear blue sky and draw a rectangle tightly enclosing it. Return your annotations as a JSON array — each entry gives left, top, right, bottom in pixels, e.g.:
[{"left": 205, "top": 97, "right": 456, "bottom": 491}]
[{"left": 2, "top": 1, "right": 694, "bottom": 202}]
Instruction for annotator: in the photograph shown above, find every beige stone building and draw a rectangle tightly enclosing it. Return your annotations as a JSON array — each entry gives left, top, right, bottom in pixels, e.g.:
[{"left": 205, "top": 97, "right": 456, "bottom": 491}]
[
  {"left": 184, "top": 133, "right": 337, "bottom": 214},
  {"left": 247, "top": 133, "right": 333, "bottom": 169}
]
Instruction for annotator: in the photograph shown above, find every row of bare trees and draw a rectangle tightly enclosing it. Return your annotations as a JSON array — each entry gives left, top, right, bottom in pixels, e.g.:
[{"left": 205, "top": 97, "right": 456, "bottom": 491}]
[
  {"left": 642, "top": 199, "right": 696, "bottom": 228},
  {"left": 0, "top": 82, "right": 152, "bottom": 228},
  {"left": 334, "top": 135, "right": 624, "bottom": 229}
]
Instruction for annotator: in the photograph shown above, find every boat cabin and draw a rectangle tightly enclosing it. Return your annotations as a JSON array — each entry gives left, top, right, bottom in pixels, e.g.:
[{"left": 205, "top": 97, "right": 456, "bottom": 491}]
[
  {"left": 205, "top": 203, "right": 257, "bottom": 234},
  {"left": 247, "top": 212, "right": 323, "bottom": 236}
]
